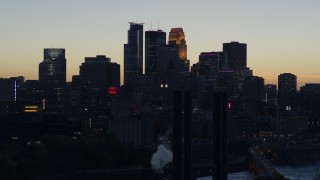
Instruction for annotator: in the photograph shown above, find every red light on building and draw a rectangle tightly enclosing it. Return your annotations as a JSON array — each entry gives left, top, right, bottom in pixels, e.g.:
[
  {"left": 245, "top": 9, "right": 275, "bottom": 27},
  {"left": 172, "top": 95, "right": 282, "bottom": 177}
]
[
  {"left": 227, "top": 102, "right": 232, "bottom": 109},
  {"left": 108, "top": 87, "right": 118, "bottom": 95},
  {"left": 109, "top": 91, "right": 117, "bottom": 95},
  {"left": 109, "top": 87, "right": 117, "bottom": 91}
]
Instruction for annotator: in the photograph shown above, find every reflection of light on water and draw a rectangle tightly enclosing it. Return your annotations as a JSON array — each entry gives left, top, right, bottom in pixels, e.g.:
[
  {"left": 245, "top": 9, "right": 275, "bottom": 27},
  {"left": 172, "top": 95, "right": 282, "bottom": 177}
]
[
  {"left": 197, "top": 171, "right": 254, "bottom": 180},
  {"left": 277, "top": 161, "right": 320, "bottom": 180},
  {"left": 197, "top": 161, "right": 320, "bottom": 180}
]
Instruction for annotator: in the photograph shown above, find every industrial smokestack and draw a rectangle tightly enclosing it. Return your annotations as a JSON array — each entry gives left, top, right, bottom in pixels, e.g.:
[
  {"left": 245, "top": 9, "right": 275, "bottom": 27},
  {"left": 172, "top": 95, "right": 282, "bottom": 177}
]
[
  {"left": 212, "top": 90, "right": 228, "bottom": 180},
  {"left": 173, "top": 91, "right": 183, "bottom": 180},
  {"left": 184, "top": 91, "right": 192, "bottom": 180},
  {"left": 173, "top": 91, "right": 193, "bottom": 180}
]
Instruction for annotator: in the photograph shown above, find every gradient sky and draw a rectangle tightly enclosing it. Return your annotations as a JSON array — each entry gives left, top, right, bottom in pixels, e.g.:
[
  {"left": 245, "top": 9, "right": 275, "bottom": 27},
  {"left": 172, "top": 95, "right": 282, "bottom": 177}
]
[{"left": 1, "top": 0, "right": 319, "bottom": 88}]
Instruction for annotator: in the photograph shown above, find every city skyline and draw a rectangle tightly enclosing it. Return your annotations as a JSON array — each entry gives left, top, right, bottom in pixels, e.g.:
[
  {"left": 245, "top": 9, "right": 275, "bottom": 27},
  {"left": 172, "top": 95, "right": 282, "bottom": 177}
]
[{"left": 1, "top": 1, "right": 320, "bottom": 88}]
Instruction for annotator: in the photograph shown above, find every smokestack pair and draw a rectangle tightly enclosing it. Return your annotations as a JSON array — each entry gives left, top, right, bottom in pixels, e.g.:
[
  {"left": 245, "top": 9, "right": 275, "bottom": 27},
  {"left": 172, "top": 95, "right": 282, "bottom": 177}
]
[{"left": 173, "top": 90, "right": 228, "bottom": 180}]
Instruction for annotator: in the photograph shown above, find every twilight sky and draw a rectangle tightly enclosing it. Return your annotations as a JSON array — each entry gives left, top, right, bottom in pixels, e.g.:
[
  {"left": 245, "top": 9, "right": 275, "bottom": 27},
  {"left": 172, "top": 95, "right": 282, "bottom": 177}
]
[{"left": 0, "top": 0, "right": 319, "bottom": 88}]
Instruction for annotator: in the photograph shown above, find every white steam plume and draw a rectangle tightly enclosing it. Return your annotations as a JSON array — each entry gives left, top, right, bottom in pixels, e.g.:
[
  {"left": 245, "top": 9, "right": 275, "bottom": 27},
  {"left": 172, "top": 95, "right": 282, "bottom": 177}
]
[{"left": 150, "top": 144, "right": 173, "bottom": 174}]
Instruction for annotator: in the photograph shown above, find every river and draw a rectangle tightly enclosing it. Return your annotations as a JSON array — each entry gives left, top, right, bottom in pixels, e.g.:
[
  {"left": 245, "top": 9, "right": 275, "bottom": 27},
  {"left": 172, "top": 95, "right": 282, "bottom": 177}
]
[
  {"left": 277, "top": 161, "right": 320, "bottom": 180},
  {"left": 197, "top": 171, "right": 254, "bottom": 180},
  {"left": 197, "top": 161, "right": 320, "bottom": 180}
]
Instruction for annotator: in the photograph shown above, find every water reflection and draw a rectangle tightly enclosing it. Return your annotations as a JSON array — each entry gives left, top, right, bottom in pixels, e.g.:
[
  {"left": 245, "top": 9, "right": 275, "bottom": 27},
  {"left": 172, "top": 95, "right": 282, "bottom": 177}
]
[
  {"left": 197, "top": 161, "right": 320, "bottom": 180},
  {"left": 277, "top": 161, "right": 320, "bottom": 180},
  {"left": 197, "top": 171, "right": 253, "bottom": 180}
]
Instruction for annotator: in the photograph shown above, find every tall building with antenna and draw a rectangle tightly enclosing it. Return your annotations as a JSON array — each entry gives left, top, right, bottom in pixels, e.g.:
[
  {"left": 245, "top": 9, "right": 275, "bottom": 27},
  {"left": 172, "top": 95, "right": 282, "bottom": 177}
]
[
  {"left": 145, "top": 30, "right": 166, "bottom": 75},
  {"left": 124, "top": 22, "right": 144, "bottom": 89}
]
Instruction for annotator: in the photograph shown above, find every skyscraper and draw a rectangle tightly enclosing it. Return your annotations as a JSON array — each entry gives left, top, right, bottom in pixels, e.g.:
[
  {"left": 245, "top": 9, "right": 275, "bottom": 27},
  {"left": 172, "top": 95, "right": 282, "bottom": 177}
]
[
  {"left": 264, "top": 84, "right": 277, "bottom": 113},
  {"left": 124, "top": 22, "right": 143, "bottom": 88},
  {"left": 278, "top": 73, "right": 297, "bottom": 109},
  {"left": 39, "top": 48, "right": 66, "bottom": 83},
  {"left": 145, "top": 30, "right": 166, "bottom": 75},
  {"left": 168, "top": 28, "right": 187, "bottom": 61},
  {"left": 191, "top": 52, "right": 225, "bottom": 83},
  {"left": 168, "top": 28, "right": 189, "bottom": 75},
  {"left": 70, "top": 55, "right": 120, "bottom": 134},
  {"left": 18, "top": 80, "right": 67, "bottom": 113},
  {"left": 157, "top": 45, "right": 179, "bottom": 81},
  {"left": 218, "top": 68, "right": 252, "bottom": 112},
  {"left": 243, "top": 76, "right": 265, "bottom": 113},
  {"left": 265, "top": 84, "right": 277, "bottom": 101},
  {"left": 79, "top": 55, "right": 120, "bottom": 88},
  {"left": 300, "top": 84, "right": 320, "bottom": 130},
  {"left": 223, "top": 42, "right": 247, "bottom": 70},
  {"left": 0, "top": 76, "right": 24, "bottom": 102}
]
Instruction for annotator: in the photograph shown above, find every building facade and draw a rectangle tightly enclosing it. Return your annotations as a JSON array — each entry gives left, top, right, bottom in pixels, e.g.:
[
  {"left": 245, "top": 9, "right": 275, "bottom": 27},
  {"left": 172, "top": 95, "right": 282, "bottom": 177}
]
[
  {"left": 39, "top": 48, "right": 66, "bottom": 83},
  {"left": 168, "top": 28, "right": 187, "bottom": 61},
  {"left": 0, "top": 76, "right": 25, "bottom": 102},
  {"left": 145, "top": 30, "right": 166, "bottom": 75},
  {"left": 264, "top": 84, "right": 277, "bottom": 114},
  {"left": 191, "top": 52, "right": 225, "bottom": 84},
  {"left": 124, "top": 22, "right": 144, "bottom": 89},
  {"left": 223, "top": 42, "right": 246, "bottom": 70},
  {"left": 243, "top": 76, "right": 265, "bottom": 114},
  {"left": 278, "top": 73, "right": 297, "bottom": 110},
  {"left": 79, "top": 55, "right": 120, "bottom": 88}
]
